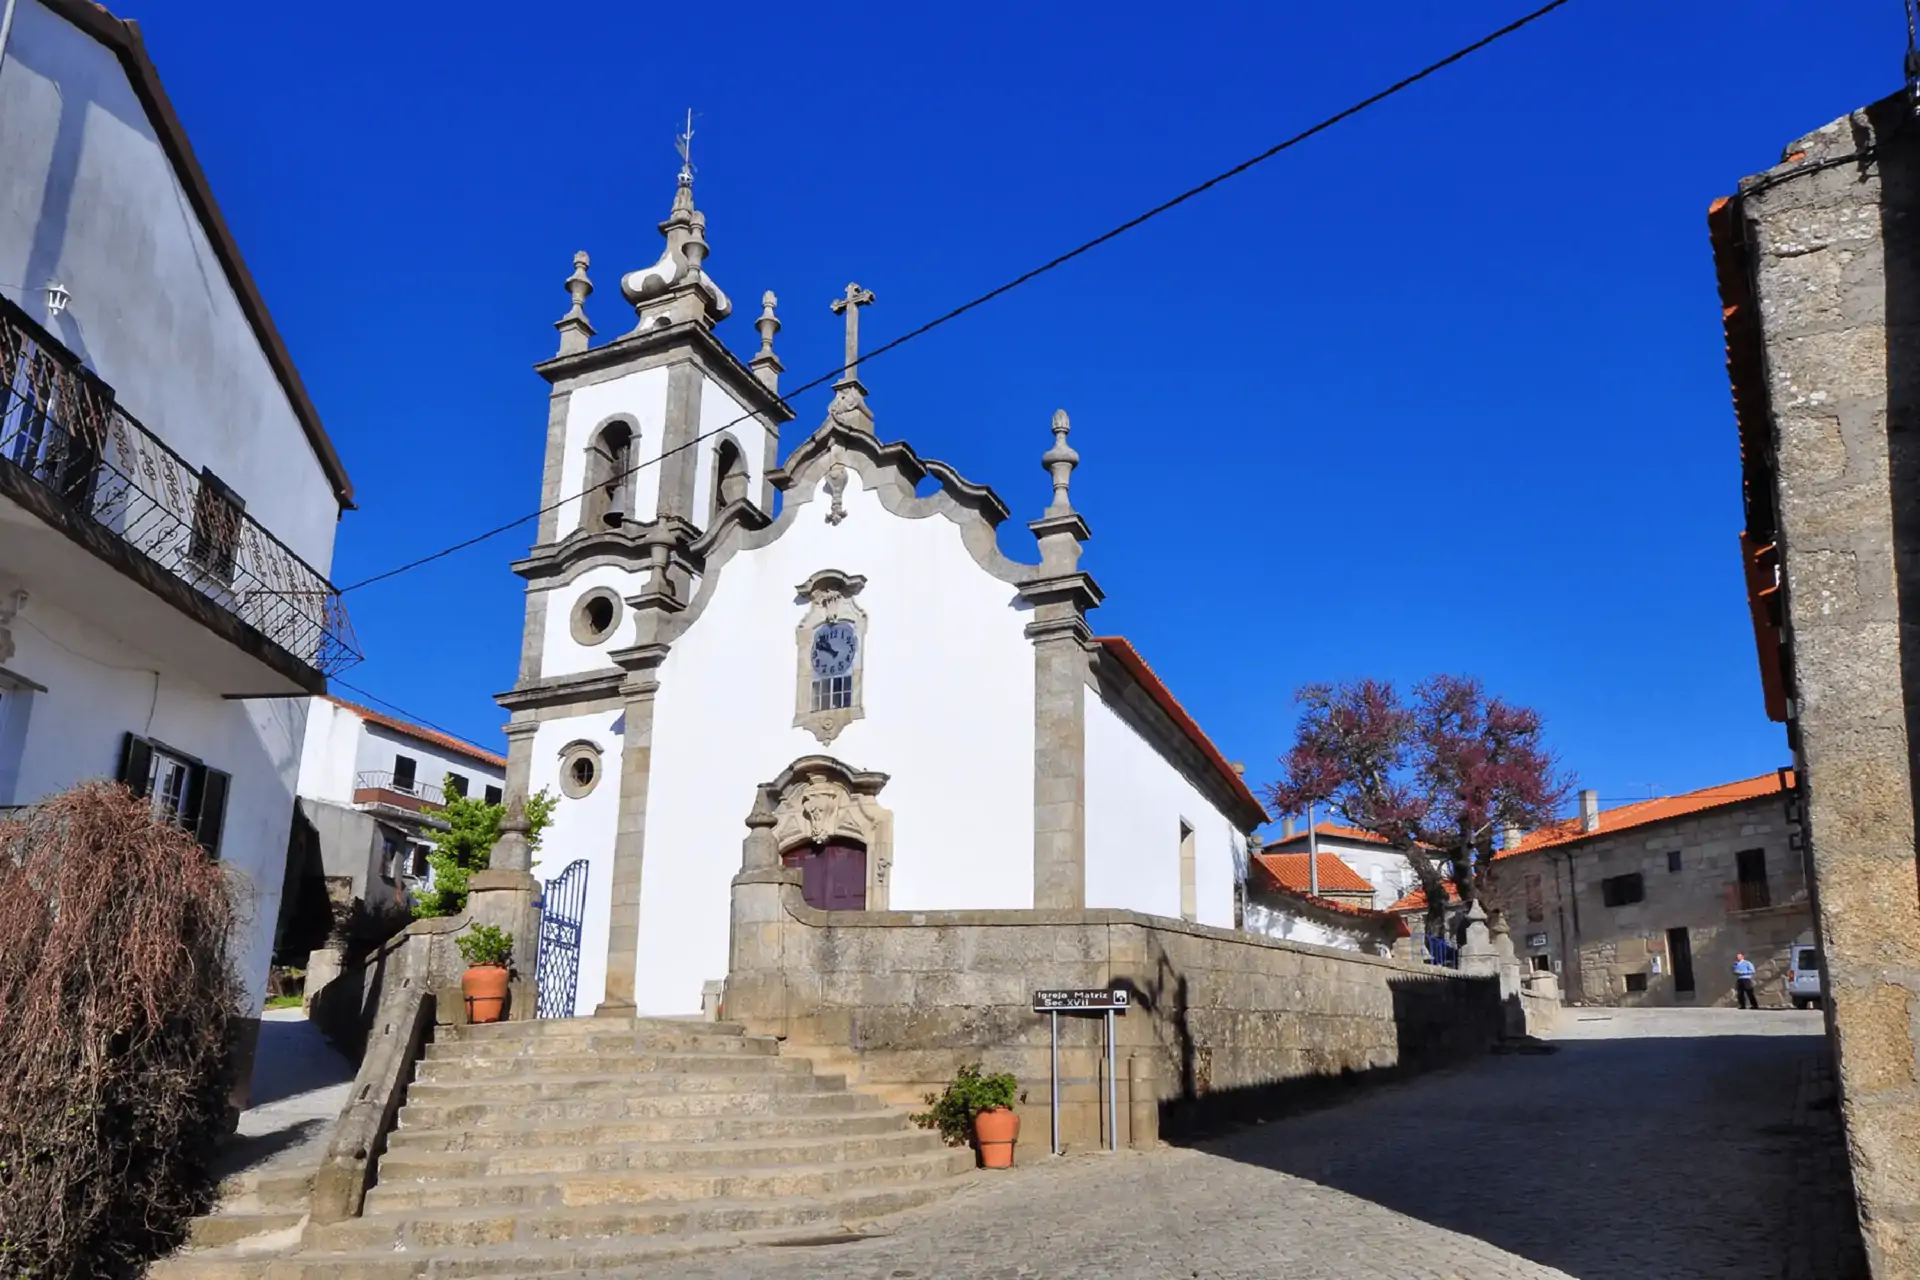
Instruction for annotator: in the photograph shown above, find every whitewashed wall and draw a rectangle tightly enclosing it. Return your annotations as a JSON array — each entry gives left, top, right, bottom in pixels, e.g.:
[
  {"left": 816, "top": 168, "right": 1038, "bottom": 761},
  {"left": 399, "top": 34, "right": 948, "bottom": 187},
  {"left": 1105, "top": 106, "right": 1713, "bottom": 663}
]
[
  {"left": 525, "top": 708, "right": 624, "bottom": 1015},
  {"left": 5, "top": 596, "right": 307, "bottom": 1011},
  {"left": 539, "top": 563, "right": 648, "bottom": 680},
  {"left": 1084, "top": 693, "right": 1242, "bottom": 928},
  {"left": 352, "top": 724, "right": 502, "bottom": 798},
  {"left": 624, "top": 467, "right": 1036, "bottom": 1014},
  {"left": 1243, "top": 900, "right": 1377, "bottom": 955},
  {"left": 296, "top": 701, "right": 503, "bottom": 804},
  {"left": 688, "top": 381, "right": 768, "bottom": 523},
  {"left": 0, "top": 0, "right": 338, "bottom": 568},
  {"left": 554, "top": 368, "right": 670, "bottom": 536}
]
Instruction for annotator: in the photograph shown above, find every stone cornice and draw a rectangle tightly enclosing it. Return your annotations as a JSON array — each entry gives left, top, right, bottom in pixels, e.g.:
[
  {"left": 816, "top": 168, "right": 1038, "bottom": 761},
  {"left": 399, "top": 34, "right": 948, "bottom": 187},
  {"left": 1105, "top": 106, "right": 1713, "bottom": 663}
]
[
  {"left": 1017, "top": 571, "right": 1105, "bottom": 616},
  {"left": 494, "top": 669, "right": 625, "bottom": 713},
  {"left": 514, "top": 514, "right": 725, "bottom": 586},
  {"left": 533, "top": 319, "right": 795, "bottom": 426}
]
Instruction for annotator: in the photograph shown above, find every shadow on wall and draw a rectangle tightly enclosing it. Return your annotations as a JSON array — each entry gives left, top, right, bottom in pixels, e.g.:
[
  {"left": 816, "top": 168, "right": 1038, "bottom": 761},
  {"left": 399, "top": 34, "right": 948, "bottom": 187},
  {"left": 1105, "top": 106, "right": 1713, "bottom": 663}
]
[
  {"left": 1118, "top": 951, "right": 1503, "bottom": 1142},
  {"left": 1878, "top": 97, "right": 1920, "bottom": 887}
]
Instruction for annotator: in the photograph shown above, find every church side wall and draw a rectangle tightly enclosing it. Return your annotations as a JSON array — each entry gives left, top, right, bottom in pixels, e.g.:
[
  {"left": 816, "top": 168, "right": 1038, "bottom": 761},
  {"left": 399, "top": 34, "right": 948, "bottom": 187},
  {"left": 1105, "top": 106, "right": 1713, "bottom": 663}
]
[
  {"left": 636, "top": 468, "right": 1036, "bottom": 1014},
  {"left": 538, "top": 564, "right": 649, "bottom": 681},
  {"left": 1084, "top": 693, "right": 1242, "bottom": 928}
]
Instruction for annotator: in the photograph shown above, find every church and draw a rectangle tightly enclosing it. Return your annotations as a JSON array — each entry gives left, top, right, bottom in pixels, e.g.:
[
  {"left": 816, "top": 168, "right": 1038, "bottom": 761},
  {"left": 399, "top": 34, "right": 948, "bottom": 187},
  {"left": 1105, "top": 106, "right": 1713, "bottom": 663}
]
[{"left": 495, "top": 160, "right": 1268, "bottom": 1017}]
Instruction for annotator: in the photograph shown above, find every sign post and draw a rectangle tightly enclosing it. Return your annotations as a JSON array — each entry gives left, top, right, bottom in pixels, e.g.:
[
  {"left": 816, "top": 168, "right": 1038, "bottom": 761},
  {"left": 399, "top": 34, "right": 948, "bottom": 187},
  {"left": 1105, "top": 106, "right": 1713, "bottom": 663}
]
[{"left": 1032, "top": 988, "right": 1130, "bottom": 1153}]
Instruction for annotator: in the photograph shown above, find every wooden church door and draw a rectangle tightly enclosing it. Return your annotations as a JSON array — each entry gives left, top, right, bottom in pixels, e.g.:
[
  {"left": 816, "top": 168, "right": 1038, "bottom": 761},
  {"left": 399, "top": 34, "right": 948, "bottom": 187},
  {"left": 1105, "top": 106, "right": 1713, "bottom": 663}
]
[{"left": 782, "top": 842, "right": 868, "bottom": 911}]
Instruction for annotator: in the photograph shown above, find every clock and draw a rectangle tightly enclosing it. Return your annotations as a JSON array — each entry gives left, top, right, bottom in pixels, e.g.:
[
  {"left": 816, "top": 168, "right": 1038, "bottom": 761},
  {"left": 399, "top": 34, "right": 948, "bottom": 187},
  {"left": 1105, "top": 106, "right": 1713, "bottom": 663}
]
[{"left": 810, "top": 621, "right": 858, "bottom": 677}]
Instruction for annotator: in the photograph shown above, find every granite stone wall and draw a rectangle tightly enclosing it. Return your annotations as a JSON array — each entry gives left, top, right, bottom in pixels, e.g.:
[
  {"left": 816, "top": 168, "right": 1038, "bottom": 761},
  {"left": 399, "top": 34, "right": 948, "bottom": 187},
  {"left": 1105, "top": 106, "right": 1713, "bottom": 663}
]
[
  {"left": 727, "top": 867, "right": 1503, "bottom": 1150},
  {"left": 1724, "top": 88, "right": 1920, "bottom": 1276}
]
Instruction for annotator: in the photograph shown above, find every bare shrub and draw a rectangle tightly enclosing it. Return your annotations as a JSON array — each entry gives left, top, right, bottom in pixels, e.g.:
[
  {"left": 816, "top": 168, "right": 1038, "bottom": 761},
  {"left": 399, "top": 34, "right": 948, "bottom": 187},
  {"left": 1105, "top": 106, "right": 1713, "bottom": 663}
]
[{"left": 0, "top": 782, "right": 244, "bottom": 1279}]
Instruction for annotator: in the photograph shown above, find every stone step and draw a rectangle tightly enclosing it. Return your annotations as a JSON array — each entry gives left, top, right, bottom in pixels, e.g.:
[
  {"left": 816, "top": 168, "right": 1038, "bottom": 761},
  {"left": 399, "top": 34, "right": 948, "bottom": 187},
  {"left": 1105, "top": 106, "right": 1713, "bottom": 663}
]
[
  {"left": 452, "top": 1016, "right": 746, "bottom": 1044},
  {"left": 423, "top": 1029, "right": 777, "bottom": 1061},
  {"left": 152, "top": 1220, "right": 892, "bottom": 1280},
  {"left": 400, "top": 1070, "right": 839, "bottom": 1107},
  {"left": 377, "top": 1128, "right": 947, "bottom": 1181},
  {"left": 303, "top": 1180, "right": 963, "bottom": 1255},
  {"left": 363, "top": 1147, "right": 968, "bottom": 1214},
  {"left": 396, "top": 1085, "right": 883, "bottom": 1130},
  {"left": 186, "top": 1209, "right": 306, "bottom": 1249},
  {"left": 414, "top": 1051, "right": 809, "bottom": 1084},
  {"left": 383, "top": 1105, "right": 917, "bottom": 1153},
  {"left": 216, "top": 1167, "right": 315, "bottom": 1208}
]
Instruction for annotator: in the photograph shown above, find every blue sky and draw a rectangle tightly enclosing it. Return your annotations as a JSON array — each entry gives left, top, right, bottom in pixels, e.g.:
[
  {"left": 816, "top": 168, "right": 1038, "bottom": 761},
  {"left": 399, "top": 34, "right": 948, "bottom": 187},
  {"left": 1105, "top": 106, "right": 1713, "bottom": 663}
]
[{"left": 147, "top": 0, "right": 1890, "bottom": 815}]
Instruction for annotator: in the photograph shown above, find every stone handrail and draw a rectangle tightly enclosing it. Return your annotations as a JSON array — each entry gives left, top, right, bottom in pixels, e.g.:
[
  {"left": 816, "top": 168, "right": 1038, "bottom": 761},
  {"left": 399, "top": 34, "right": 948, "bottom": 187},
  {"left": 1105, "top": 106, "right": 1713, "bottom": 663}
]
[{"left": 308, "top": 978, "right": 435, "bottom": 1224}]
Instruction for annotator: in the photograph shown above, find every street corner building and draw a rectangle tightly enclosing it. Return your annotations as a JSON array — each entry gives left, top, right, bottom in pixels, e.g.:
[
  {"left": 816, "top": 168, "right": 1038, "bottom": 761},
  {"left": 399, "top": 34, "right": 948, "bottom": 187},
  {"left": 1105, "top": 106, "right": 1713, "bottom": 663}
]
[
  {"left": 495, "top": 162, "right": 1271, "bottom": 1020},
  {"left": 1709, "top": 84, "right": 1920, "bottom": 1276},
  {"left": 0, "top": 0, "right": 357, "bottom": 1098}
]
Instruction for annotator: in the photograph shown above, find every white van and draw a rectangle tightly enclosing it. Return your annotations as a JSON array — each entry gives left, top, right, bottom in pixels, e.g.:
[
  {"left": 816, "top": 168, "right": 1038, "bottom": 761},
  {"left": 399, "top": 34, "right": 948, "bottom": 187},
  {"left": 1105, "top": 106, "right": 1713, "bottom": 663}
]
[{"left": 1787, "top": 942, "right": 1823, "bottom": 1009}]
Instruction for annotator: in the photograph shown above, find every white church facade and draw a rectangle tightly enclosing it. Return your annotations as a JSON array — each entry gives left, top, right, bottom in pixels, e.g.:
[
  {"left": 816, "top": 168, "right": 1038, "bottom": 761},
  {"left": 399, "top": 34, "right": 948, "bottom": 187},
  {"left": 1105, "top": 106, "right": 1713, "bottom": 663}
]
[{"left": 496, "top": 165, "right": 1267, "bottom": 1017}]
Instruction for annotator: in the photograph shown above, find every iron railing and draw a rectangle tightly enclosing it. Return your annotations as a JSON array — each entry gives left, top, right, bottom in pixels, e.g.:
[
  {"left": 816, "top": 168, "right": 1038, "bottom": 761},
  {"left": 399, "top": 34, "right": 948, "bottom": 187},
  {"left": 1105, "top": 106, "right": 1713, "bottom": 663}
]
[
  {"left": 0, "top": 298, "right": 360, "bottom": 677},
  {"left": 353, "top": 770, "right": 447, "bottom": 809}
]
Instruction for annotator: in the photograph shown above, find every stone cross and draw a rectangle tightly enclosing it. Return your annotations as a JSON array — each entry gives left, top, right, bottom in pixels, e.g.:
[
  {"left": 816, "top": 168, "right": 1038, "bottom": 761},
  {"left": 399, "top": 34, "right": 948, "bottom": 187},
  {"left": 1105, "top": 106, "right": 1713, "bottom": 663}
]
[{"left": 829, "top": 282, "right": 876, "bottom": 385}]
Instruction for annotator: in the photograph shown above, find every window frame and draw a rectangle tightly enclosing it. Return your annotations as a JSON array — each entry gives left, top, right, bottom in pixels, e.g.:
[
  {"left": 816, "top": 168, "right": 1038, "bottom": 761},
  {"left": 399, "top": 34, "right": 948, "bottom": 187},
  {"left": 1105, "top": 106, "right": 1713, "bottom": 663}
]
[
  {"left": 1599, "top": 871, "right": 1645, "bottom": 908},
  {"left": 187, "top": 467, "right": 245, "bottom": 583}
]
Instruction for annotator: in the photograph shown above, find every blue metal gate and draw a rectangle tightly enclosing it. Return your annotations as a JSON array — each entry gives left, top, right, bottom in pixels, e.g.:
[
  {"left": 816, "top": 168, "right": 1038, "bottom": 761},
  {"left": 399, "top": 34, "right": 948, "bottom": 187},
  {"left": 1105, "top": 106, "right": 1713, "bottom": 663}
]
[{"left": 534, "top": 858, "right": 589, "bottom": 1019}]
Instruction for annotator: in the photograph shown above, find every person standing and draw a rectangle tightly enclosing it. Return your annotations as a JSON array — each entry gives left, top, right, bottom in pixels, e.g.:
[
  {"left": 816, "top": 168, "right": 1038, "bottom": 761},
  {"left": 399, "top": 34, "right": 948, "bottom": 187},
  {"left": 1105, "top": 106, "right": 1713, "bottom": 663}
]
[{"left": 1733, "top": 953, "right": 1759, "bottom": 1009}]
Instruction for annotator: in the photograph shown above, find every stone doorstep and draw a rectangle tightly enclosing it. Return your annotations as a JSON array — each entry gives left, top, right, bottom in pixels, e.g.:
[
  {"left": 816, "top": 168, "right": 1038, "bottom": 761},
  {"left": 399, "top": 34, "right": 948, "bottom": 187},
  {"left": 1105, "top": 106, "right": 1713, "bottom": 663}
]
[
  {"left": 412, "top": 1050, "right": 811, "bottom": 1081},
  {"left": 382, "top": 1106, "right": 920, "bottom": 1152},
  {"left": 419, "top": 1032, "right": 778, "bottom": 1060},
  {"left": 450, "top": 1017, "right": 748, "bottom": 1042},
  {"left": 376, "top": 1128, "right": 946, "bottom": 1180},
  {"left": 362, "top": 1147, "right": 971, "bottom": 1214},
  {"left": 188, "top": 1210, "right": 309, "bottom": 1250},
  {"left": 302, "top": 1181, "right": 965, "bottom": 1253},
  {"left": 394, "top": 1088, "right": 887, "bottom": 1128}
]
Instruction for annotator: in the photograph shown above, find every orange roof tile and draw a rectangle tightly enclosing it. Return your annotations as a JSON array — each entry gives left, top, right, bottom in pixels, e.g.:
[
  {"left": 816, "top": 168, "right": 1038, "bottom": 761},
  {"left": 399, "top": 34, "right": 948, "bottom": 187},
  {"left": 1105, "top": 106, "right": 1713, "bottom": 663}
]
[
  {"left": 1499, "top": 769, "right": 1794, "bottom": 859},
  {"left": 322, "top": 695, "right": 507, "bottom": 769},
  {"left": 1254, "top": 852, "right": 1377, "bottom": 896},
  {"left": 1385, "top": 881, "right": 1462, "bottom": 914},
  {"left": 1264, "top": 823, "right": 1393, "bottom": 849},
  {"left": 1093, "top": 637, "right": 1268, "bottom": 829}
]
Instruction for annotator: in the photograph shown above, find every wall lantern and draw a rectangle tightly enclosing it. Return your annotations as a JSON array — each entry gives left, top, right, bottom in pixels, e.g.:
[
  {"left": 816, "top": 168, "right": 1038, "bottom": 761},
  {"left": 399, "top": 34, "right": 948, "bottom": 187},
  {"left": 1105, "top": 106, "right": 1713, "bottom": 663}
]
[{"left": 44, "top": 280, "right": 70, "bottom": 317}]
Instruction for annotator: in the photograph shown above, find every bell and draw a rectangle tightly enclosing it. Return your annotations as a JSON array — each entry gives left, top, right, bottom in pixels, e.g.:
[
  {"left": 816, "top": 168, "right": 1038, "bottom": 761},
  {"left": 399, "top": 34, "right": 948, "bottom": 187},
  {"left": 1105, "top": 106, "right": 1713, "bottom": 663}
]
[{"left": 603, "top": 495, "right": 626, "bottom": 527}]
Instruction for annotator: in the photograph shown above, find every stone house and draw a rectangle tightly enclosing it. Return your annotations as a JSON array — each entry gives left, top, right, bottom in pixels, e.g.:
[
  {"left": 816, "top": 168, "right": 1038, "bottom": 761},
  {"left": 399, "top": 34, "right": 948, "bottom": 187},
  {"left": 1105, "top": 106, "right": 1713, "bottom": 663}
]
[
  {"left": 1474, "top": 773, "right": 1811, "bottom": 1008},
  {"left": 1709, "top": 86, "right": 1920, "bottom": 1273}
]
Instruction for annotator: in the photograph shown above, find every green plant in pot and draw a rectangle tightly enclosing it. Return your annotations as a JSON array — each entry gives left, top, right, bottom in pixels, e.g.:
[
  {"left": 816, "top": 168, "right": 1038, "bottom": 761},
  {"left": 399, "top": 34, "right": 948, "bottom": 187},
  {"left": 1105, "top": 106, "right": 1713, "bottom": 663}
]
[
  {"left": 912, "top": 1063, "right": 1024, "bottom": 1168},
  {"left": 456, "top": 924, "right": 513, "bottom": 1024}
]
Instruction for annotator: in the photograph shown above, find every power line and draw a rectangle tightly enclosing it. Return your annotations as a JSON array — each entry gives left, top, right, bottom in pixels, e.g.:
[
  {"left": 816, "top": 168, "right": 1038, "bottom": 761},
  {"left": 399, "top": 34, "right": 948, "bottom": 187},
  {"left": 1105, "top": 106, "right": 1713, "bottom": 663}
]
[
  {"left": 329, "top": 675, "right": 494, "bottom": 752},
  {"left": 339, "top": 0, "right": 1573, "bottom": 596}
]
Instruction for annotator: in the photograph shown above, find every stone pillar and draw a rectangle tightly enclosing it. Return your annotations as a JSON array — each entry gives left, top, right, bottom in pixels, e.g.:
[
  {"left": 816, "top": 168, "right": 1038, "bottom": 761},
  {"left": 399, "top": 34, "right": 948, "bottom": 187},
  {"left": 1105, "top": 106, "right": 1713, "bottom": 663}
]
[
  {"left": 1459, "top": 900, "right": 1497, "bottom": 976},
  {"left": 466, "top": 799, "right": 541, "bottom": 1020},
  {"left": 726, "top": 786, "right": 801, "bottom": 1037},
  {"left": 654, "top": 363, "right": 705, "bottom": 523},
  {"left": 502, "top": 719, "right": 540, "bottom": 816},
  {"left": 597, "top": 664, "right": 662, "bottom": 1015},
  {"left": 1019, "top": 410, "right": 1102, "bottom": 911}
]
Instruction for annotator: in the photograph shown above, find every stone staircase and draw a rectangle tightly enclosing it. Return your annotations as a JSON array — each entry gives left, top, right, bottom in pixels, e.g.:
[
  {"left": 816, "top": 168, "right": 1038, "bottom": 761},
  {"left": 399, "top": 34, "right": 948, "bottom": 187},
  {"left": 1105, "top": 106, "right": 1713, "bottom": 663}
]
[{"left": 156, "top": 1017, "right": 972, "bottom": 1278}]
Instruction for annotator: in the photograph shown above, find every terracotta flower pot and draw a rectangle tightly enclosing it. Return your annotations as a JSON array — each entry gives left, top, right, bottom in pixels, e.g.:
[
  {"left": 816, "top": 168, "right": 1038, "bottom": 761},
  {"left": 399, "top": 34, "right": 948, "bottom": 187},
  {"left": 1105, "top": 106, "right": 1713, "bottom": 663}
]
[
  {"left": 973, "top": 1105, "right": 1019, "bottom": 1168},
  {"left": 462, "top": 964, "right": 510, "bottom": 1024}
]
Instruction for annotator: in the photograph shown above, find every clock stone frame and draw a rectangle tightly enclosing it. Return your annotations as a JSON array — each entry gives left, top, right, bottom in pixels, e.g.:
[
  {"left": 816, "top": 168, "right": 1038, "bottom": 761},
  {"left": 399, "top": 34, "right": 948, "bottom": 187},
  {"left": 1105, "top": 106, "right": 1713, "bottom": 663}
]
[{"left": 793, "top": 569, "right": 869, "bottom": 745}]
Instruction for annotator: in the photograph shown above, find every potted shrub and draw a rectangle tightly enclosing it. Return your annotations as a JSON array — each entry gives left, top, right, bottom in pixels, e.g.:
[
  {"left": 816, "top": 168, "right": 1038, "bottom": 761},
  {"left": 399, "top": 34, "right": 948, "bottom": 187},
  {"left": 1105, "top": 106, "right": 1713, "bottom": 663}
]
[
  {"left": 912, "top": 1063, "right": 1023, "bottom": 1168},
  {"left": 456, "top": 924, "right": 513, "bottom": 1024}
]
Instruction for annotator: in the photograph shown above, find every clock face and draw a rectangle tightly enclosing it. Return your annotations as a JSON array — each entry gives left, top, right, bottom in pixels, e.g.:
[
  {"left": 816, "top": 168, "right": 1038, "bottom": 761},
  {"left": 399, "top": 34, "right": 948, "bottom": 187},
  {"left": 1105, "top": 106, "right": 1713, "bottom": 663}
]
[{"left": 810, "top": 621, "right": 858, "bottom": 677}]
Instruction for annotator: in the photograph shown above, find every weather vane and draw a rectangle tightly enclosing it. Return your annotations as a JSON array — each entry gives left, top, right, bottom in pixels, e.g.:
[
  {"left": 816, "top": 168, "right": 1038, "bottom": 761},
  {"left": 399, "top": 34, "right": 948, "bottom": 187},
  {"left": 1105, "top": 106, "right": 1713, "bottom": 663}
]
[{"left": 675, "top": 108, "right": 696, "bottom": 180}]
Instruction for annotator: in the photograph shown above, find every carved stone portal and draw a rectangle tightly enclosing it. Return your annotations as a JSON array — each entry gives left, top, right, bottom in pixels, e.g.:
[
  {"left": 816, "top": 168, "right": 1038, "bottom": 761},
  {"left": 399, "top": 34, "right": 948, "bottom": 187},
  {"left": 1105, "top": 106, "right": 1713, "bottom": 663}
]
[{"left": 764, "top": 754, "right": 893, "bottom": 911}]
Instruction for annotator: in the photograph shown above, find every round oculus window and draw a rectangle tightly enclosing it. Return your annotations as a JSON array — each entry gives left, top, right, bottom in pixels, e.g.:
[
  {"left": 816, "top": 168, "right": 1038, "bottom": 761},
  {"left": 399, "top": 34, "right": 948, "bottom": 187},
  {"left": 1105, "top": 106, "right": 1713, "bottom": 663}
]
[
  {"left": 570, "top": 589, "right": 623, "bottom": 646},
  {"left": 559, "top": 743, "right": 603, "bottom": 799}
]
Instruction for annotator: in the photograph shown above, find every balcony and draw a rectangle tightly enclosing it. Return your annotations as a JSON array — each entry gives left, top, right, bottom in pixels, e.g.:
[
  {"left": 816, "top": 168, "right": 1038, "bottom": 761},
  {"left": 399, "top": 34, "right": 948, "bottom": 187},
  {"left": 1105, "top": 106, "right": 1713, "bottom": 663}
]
[
  {"left": 0, "top": 297, "right": 358, "bottom": 694},
  {"left": 352, "top": 770, "right": 447, "bottom": 815}
]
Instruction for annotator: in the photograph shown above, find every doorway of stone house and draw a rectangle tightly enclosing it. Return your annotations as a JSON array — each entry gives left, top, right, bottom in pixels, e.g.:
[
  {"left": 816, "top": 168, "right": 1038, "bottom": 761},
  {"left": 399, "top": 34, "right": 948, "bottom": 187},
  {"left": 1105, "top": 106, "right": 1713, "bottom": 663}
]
[{"left": 781, "top": 841, "right": 867, "bottom": 910}]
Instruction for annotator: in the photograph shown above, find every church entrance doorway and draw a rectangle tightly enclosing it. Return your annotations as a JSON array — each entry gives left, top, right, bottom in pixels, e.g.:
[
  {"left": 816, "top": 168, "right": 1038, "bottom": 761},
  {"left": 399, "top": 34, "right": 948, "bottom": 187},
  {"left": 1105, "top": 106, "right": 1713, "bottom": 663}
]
[{"left": 781, "top": 841, "right": 868, "bottom": 911}]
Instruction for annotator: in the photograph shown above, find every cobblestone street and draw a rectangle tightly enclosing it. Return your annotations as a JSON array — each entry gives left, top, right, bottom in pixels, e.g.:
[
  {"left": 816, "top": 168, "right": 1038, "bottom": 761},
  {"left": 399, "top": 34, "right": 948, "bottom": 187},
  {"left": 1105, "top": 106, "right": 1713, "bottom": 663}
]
[{"left": 619, "top": 1009, "right": 1863, "bottom": 1280}]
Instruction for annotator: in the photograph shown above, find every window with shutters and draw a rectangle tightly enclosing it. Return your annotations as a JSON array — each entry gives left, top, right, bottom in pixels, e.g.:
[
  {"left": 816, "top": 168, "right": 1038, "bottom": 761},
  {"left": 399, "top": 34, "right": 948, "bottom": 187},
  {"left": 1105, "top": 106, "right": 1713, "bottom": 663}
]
[
  {"left": 116, "top": 732, "right": 230, "bottom": 858},
  {"left": 188, "top": 468, "right": 244, "bottom": 583}
]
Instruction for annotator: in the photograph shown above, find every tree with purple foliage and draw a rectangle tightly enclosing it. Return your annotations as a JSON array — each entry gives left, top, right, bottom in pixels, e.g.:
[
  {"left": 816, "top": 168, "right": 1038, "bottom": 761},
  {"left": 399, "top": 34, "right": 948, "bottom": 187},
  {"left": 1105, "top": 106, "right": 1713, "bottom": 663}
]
[{"left": 1263, "top": 676, "right": 1570, "bottom": 943}]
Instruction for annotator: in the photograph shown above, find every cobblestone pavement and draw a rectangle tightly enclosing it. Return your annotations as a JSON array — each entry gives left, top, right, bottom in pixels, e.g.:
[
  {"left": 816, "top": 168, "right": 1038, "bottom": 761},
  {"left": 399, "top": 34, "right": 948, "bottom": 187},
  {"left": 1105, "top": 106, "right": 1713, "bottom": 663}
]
[{"left": 621, "top": 1008, "right": 1863, "bottom": 1280}]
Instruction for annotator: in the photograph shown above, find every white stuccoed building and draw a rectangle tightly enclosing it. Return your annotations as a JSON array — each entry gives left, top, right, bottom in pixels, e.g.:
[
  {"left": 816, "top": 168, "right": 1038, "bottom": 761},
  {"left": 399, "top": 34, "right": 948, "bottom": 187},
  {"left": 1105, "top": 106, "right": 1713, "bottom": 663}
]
[
  {"left": 498, "top": 164, "right": 1268, "bottom": 1017},
  {"left": 0, "top": 1, "right": 357, "bottom": 1095}
]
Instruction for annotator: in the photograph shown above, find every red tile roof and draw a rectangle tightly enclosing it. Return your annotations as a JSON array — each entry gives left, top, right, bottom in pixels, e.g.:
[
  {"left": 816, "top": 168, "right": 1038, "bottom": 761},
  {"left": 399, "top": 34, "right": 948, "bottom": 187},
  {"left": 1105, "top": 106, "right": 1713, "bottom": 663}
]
[
  {"left": 1253, "top": 852, "right": 1377, "bottom": 896},
  {"left": 1499, "top": 770, "right": 1794, "bottom": 859},
  {"left": 322, "top": 695, "right": 507, "bottom": 769},
  {"left": 1264, "top": 823, "right": 1393, "bottom": 849},
  {"left": 1386, "top": 882, "right": 1461, "bottom": 914},
  {"left": 1094, "top": 637, "right": 1268, "bottom": 829}
]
